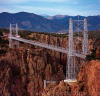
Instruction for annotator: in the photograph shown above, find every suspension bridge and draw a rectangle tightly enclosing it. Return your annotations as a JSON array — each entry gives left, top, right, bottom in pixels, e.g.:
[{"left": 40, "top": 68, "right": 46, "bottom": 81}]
[{"left": 8, "top": 18, "right": 99, "bottom": 82}]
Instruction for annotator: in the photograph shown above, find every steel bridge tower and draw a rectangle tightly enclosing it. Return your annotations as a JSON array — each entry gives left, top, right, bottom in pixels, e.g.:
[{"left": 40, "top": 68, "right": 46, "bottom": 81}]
[
  {"left": 83, "top": 18, "right": 88, "bottom": 55},
  {"left": 66, "top": 18, "right": 75, "bottom": 81},
  {"left": 66, "top": 18, "right": 88, "bottom": 82},
  {"left": 9, "top": 23, "right": 19, "bottom": 48}
]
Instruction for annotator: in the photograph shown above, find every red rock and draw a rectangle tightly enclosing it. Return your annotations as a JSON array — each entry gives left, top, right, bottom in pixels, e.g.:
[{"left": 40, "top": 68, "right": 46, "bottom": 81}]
[{"left": 71, "top": 60, "right": 100, "bottom": 96}]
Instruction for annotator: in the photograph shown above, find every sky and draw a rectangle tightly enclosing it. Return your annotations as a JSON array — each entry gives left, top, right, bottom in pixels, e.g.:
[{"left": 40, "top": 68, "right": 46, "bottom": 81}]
[{"left": 0, "top": 0, "right": 100, "bottom": 16}]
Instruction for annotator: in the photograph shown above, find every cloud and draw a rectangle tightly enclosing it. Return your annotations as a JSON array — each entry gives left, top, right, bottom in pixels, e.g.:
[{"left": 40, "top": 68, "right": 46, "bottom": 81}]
[
  {"left": 72, "top": 2, "right": 79, "bottom": 4},
  {"left": 14, "top": 5, "right": 79, "bottom": 13},
  {"left": 80, "top": 4, "right": 96, "bottom": 8},
  {"left": 97, "top": 0, "right": 100, "bottom": 3},
  {"left": 13, "top": 5, "right": 96, "bottom": 16},
  {"left": 14, "top": 6, "right": 66, "bottom": 12},
  {"left": 0, "top": 5, "right": 97, "bottom": 16}
]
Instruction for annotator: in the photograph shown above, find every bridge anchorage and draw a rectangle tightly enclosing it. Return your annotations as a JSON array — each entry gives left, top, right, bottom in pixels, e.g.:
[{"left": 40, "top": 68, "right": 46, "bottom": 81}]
[{"left": 9, "top": 18, "right": 88, "bottom": 83}]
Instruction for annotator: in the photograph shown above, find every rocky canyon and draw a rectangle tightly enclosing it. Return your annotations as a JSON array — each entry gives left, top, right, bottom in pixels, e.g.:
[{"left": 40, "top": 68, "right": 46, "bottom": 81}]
[{"left": 0, "top": 32, "right": 100, "bottom": 96}]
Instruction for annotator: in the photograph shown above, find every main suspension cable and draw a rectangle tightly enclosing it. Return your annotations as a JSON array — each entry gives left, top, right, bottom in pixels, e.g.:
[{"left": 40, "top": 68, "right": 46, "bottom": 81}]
[
  {"left": 87, "top": 20, "right": 100, "bottom": 31},
  {"left": 55, "top": 20, "right": 69, "bottom": 33}
]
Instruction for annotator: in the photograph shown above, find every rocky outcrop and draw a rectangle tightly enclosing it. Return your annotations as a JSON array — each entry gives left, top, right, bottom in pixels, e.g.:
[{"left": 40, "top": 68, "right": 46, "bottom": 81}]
[
  {"left": 43, "top": 60, "right": 100, "bottom": 96},
  {"left": 0, "top": 58, "right": 12, "bottom": 96},
  {"left": 0, "top": 46, "right": 65, "bottom": 96},
  {"left": 96, "top": 50, "right": 100, "bottom": 59},
  {"left": 42, "top": 80, "right": 71, "bottom": 96},
  {"left": 71, "top": 60, "right": 100, "bottom": 96},
  {"left": 0, "top": 32, "right": 99, "bottom": 96}
]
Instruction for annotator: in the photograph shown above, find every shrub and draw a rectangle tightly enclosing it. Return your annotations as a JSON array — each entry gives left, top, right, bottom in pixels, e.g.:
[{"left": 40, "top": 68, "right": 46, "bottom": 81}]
[
  {"left": 0, "top": 49, "right": 7, "bottom": 54},
  {"left": 86, "top": 48, "right": 97, "bottom": 61},
  {"left": 4, "top": 45, "right": 8, "bottom": 49},
  {"left": 78, "top": 80, "right": 85, "bottom": 91},
  {"left": 31, "top": 45, "right": 35, "bottom": 49},
  {"left": 1, "top": 39, "right": 9, "bottom": 44},
  {"left": 26, "top": 71, "right": 29, "bottom": 75},
  {"left": 1, "top": 44, "right": 4, "bottom": 48},
  {"left": 32, "top": 37, "right": 36, "bottom": 40},
  {"left": 0, "top": 31, "right": 3, "bottom": 36},
  {"left": 20, "top": 41, "right": 24, "bottom": 44},
  {"left": 30, "top": 52, "right": 36, "bottom": 57}
]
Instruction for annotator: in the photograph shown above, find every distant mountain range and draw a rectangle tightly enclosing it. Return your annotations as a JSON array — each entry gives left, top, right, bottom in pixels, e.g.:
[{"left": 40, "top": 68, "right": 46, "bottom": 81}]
[
  {"left": 46, "top": 14, "right": 68, "bottom": 20},
  {"left": 0, "top": 12, "right": 100, "bottom": 32},
  {"left": 40, "top": 14, "right": 51, "bottom": 18}
]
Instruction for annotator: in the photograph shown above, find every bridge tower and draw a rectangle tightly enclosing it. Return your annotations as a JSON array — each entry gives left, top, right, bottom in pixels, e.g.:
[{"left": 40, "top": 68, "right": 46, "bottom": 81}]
[
  {"left": 83, "top": 18, "right": 88, "bottom": 55},
  {"left": 65, "top": 18, "right": 88, "bottom": 82},
  {"left": 9, "top": 23, "right": 19, "bottom": 48},
  {"left": 66, "top": 18, "right": 76, "bottom": 81}
]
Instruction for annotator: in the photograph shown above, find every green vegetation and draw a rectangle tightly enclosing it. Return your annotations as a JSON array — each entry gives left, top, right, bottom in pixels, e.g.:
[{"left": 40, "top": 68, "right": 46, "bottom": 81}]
[
  {"left": 0, "top": 38, "right": 9, "bottom": 45},
  {"left": 74, "top": 32, "right": 83, "bottom": 37},
  {"left": 0, "top": 30, "right": 3, "bottom": 36},
  {"left": 88, "top": 30, "right": 100, "bottom": 40},
  {"left": 31, "top": 37, "right": 36, "bottom": 40},
  {"left": 0, "top": 49, "right": 7, "bottom": 54},
  {"left": 4, "top": 45, "right": 8, "bottom": 49},
  {"left": 1, "top": 39, "right": 9, "bottom": 44},
  {"left": 38, "top": 32, "right": 68, "bottom": 38},
  {"left": 18, "top": 29, "right": 68, "bottom": 38},
  {"left": 0, "top": 30, "right": 9, "bottom": 53},
  {"left": 20, "top": 41, "right": 24, "bottom": 44},
  {"left": 31, "top": 45, "right": 35, "bottom": 49},
  {"left": 73, "top": 30, "right": 100, "bottom": 40},
  {"left": 97, "top": 44, "right": 100, "bottom": 46},
  {"left": 78, "top": 80, "right": 85, "bottom": 91},
  {"left": 26, "top": 71, "right": 29, "bottom": 75},
  {"left": 18, "top": 30, "right": 100, "bottom": 39},
  {"left": 30, "top": 52, "right": 36, "bottom": 57},
  {"left": 0, "top": 28, "right": 9, "bottom": 34},
  {"left": 0, "top": 28, "right": 100, "bottom": 39},
  {"left": 0, "top": 37, "right": 2, "bottom": 42},
  {"left": 18, "top": 30, "right": 32, "bottom": 38},
  {"left": 1, "top": 44, "right": 4, "bottom": 48},
  {"left": 86, "top": 48, "right": 98, "bottom": 61}
]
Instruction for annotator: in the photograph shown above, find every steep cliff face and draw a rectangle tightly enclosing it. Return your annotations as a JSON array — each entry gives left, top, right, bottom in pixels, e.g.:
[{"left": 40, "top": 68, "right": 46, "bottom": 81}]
[
  {"left": 0, "top": 47, "right": 65, "bottom": 96},
  {"left": 27, "top": 32, "right": 96, "bottom": 74},
  {"left": 0, "top": 58, "right": 12, "bottom": 96},
  {"left": 43, "top": 81, "right": 71, "bottom": 96},
  {"left": 26, "top": 33, "right": 68, "bottom": 73},
  {"left": 71, "top": 60, "right": 100, "bottom": 96},
  {"left": 43, "top": 60, "right": 100, "bottom": 96},
  {"left": 0, "top": 32, "right": 98, "bottom": 96}
]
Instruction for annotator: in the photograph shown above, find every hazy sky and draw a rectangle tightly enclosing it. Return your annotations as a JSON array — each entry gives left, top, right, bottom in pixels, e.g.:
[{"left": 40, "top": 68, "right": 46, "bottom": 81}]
[{"left": 0, "top": 0, "right": 100, "bottom": 16}]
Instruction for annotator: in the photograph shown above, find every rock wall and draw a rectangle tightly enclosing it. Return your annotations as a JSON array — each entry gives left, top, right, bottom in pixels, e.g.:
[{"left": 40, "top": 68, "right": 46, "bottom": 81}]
[
  {"left": 0, "top": 32, "right": 98, "bottom": 96},
  {"left": 71, "top": 60, "right": 100, "bottom": 96},
  {"left": 0, "top": 47, "right": 65, "bottom": 96},
  {"left": 43, "top": 60, "right": 100, "bottom": 96}
]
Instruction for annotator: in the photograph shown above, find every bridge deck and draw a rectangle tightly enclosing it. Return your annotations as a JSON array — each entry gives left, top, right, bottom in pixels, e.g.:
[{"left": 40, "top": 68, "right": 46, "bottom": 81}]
[{"left": 9, "top": 36, "right": 86, "bottom": 59}]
